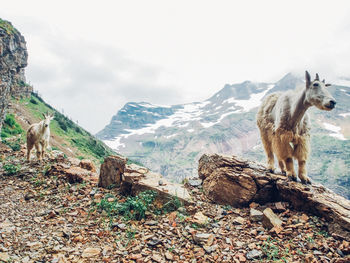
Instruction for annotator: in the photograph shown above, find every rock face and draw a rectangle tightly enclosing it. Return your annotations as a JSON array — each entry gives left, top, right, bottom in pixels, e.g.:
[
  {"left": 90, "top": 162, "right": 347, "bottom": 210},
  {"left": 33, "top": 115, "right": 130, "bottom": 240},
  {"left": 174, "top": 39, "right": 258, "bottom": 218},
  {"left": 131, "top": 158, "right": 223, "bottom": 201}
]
[
  {"left": 98, "top": 156, "right": 192, "bottom": 204},
  {"left": 198, "top": 153, "right": 350, "bottom": 239},
  {"left": 0, "top": 18, "right": 31, "bottom": 97},
  {"left": 98, "top": 155, "right": 127, "bottom": 188}
]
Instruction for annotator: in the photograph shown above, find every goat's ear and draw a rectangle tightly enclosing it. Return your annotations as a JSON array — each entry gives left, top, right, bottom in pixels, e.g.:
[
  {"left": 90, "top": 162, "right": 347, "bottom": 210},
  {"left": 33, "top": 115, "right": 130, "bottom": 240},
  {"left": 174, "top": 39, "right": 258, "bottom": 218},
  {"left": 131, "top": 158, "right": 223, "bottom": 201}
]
[
  {"left": 305, "top": 71, "right": 311, "bottom": 88},
  {"left": 315, "top": 73, "right": 320, "bottom": 81}
]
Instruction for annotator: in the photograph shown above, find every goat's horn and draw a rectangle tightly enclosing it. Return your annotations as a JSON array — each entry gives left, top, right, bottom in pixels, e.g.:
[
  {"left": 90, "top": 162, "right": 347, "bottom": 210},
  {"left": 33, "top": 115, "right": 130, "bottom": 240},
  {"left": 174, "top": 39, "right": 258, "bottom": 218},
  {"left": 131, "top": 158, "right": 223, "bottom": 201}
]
[
  {"left": 315, "top": 73, "right": 320, "bottom": 80},
  {"left": 322, "top": 79, "right": 325, "bottom": 83}
]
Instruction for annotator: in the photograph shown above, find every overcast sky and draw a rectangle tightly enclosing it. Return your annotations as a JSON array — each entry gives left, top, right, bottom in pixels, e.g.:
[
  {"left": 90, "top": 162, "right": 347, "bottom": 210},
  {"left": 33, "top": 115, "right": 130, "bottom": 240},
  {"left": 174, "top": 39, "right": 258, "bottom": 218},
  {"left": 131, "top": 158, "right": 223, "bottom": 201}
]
[{"left": 1, "top": 0, "right": 350, "bottom": 133}]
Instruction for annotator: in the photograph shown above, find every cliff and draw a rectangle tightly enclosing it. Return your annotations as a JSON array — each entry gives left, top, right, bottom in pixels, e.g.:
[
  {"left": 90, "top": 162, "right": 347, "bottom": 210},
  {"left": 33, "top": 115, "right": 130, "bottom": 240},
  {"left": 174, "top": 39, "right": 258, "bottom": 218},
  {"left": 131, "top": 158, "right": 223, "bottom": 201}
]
[{"left": 0, "top": 18, "right": 31, "bottom": 97}]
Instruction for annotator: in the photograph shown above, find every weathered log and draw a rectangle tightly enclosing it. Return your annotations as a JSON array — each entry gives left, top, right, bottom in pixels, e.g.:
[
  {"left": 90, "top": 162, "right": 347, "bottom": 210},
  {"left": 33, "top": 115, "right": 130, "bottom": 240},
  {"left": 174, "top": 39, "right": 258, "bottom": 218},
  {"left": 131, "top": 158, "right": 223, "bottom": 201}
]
[{"left": 198, "top": 153, "right": 350, "bottom": 240}]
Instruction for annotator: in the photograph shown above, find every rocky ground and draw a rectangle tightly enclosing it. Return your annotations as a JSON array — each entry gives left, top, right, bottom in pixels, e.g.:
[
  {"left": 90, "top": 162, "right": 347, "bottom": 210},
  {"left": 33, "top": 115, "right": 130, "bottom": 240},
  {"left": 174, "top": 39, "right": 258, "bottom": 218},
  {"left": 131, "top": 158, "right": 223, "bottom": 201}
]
[{"left": 0, "top": 143, "right": 349, "bottom": 263}]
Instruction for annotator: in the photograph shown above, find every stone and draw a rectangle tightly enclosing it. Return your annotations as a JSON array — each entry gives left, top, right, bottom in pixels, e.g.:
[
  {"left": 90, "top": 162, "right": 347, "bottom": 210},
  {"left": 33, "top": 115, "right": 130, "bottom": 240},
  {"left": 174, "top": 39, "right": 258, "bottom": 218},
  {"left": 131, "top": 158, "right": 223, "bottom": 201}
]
[
  {"left": 188, "top": 179, "right": 202, "bottom": 187},
  {"left": 46, "top": 164, "right": 92, "bottom": 184},
  {"left": 151, "top": 254, "right": 163, "bottom": 263},
  {"left": 144, "top": 220, "right": 158, "bottom": 226},
  {"left": 262, "top": 208, "right": 282, "bottom": 230},
  {"left": 122, "top": 167, "right": 192, "bottom": 205},
  {"left": 203, "top": 244, "right": 218, "bottom": 253},
  {"left": 98, "top": 155, "right": 127, "bottom": 188},
  {"left": 147, "top": 238, "right": 162, "bottom": 247},
  {"left": 79, "top": 159, "right": 96, "bottom": 172},
  {"left": 193, "top": 211, "right": 209, "bottom": 225},
  {"left": 193, "top": 233, "right": 214, "bottom": 246},
  {"left": 250, "top": 208, "right": 263, "bottom": 222},
  {"left": 233, "top": 216, "right": 245, "bottom": 225},
  {"left": 164, "top": 251, "right": 173, "bottom": 260},
  {"left": 246, "top": 249, "right": 263, "bottom": 260},
  {"left": 274, "top": 201, "right": 286, "bottom": 212},
  {"left": 82, "top": 247, "right": 100, "bottom": 257},
  {"left": 0, "top": 252, "right": 10, "bottom": 262}
]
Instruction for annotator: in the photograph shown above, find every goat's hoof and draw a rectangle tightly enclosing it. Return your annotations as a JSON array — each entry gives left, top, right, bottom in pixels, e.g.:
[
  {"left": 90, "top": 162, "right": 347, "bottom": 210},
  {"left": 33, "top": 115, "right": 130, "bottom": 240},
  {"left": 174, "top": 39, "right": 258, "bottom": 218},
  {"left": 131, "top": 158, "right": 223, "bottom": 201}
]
[
  {"left": 301, "top": 178, "right": 311, "bottom": 185},
  {"left": 268, "top": 168, "right": 275, "bottom": 173}
]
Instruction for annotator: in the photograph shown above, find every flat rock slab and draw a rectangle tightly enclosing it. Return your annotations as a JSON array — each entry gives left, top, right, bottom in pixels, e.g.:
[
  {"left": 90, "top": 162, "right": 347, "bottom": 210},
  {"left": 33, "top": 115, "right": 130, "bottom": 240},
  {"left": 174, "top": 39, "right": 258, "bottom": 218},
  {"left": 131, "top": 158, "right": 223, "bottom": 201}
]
[
  {"left": 198, "top": 153, "right": 350, "bottom": 240},
  {"left": 123, "top": 167, "right": 192, "bottom": 205}
]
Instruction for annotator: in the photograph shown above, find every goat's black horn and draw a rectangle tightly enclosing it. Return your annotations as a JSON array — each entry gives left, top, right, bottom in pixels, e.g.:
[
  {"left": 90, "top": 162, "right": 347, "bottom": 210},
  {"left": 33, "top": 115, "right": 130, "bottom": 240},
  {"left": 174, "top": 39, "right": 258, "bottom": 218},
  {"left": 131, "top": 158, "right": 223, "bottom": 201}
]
[{"left": 315, "top": 73, "right": 320, "bottom": 80}]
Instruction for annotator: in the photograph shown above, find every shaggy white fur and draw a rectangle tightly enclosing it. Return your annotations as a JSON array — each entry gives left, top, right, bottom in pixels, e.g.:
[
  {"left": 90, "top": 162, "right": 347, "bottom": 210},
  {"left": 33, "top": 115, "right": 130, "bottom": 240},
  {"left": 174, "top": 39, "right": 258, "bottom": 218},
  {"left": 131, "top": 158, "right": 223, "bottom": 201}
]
[
  {"left": 257, "top": 71, "right": 336, "bottom": 184},
  {"left": 26, "top": 113, "right": 54, "bottom": 161}
]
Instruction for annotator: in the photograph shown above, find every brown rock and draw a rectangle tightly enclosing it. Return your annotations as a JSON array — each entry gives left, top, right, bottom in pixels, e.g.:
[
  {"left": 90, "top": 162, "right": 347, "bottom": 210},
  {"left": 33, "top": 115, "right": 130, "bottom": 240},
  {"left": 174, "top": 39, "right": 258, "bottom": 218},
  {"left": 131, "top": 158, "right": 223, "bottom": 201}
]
[
  {"left": 98, "top": 155, "right": 127, "bottom": 188},
  {"left": 250, "top": 208, "right": 263, "bottom": 222},
  {"left": 192, "top": 211, "right": 209, "bottom": 225},
  {"left": 122, "top": 167, "right": 192, "bottom": 205},
  {"left": 64, "top": 167, "right": 90, "bottom": 183},
  {"left": 198, "top": 153, "right": 350, "bottom": 239},
  {"left": 79, "top": 159, "right": 96, "bottom": 172},
  {"left": 82, "top": 247, "right": 100, "bottom": 258},
  {"left": 262, "top": 208, "right": 282, "bottom": 230},
  {"left": 199, "top": 154, "right": 257, "bottom": 206},
  {"left": 46, "top": 164, "right": 92, "bottom": 183}
]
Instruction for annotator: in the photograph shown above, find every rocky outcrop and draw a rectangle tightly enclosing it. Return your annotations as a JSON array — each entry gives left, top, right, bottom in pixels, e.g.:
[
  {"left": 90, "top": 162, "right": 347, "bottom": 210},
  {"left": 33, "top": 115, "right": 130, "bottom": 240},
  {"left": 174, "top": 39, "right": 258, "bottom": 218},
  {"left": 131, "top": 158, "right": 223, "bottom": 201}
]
[
  {"left": 46, "top": 163, "right": 98, "bottom": 184},
  {"left": 98, "top": 155, "right": 127, "bottom": 188},
  {"left": 98, "top": 156, "right": 192, "bottom": 204},
  {"left": 198, "top": 153, "right": 350, "bottom": 240},
  {"left": 0, "top": 18, "right": 31, "bottom": 97}
]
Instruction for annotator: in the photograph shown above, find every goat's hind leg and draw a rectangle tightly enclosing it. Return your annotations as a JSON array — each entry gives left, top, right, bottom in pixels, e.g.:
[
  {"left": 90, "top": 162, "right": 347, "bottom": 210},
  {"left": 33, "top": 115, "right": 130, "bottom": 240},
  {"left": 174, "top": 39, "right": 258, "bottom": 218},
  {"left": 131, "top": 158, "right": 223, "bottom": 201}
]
[
  {"left": 285, "top": 157, "right": 297, "bottom": 181},
  {"left": 261, "top": 132, "right": 275, "bottom": 172},
  {"left": 26, "top": 142, "right": 33, "bottom": 161}
]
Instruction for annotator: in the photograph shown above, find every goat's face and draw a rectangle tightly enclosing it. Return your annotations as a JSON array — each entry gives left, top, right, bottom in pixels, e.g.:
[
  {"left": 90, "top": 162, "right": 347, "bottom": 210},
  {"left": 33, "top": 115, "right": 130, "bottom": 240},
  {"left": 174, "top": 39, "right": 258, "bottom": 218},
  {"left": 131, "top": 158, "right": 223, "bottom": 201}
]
[
  {"left": 305, "top": 71, "right": 336, "bottom": 111},
  {"left": 42, "top": 114, "right": 54, "bottom": 128}
]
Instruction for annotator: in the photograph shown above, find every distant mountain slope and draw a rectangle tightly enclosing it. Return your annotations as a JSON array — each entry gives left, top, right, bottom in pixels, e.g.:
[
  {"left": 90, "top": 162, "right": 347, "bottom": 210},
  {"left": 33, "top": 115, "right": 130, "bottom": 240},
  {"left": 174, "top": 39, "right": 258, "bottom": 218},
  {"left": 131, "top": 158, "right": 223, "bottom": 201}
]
[
  {"left": 9, "top": 93, "right": 115, "bottom": 163},
  {"left": 97, "top": 73, "right": 350, "bottom": 198}
]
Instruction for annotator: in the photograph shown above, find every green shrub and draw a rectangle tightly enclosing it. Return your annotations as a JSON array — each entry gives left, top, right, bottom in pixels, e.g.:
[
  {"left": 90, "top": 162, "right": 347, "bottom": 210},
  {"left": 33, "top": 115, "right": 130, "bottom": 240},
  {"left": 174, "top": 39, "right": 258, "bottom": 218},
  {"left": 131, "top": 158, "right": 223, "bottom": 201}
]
[
  {"left": 3, "top": 163, "right": 21, "bottom": 175},
  {"left": 30, "top": 98, "right": 38, "bottom": 104},
  {"left": 93, "top": 190, "right": 158, "bottom": 222},
  {"left": 3, "top": 138, "right": 21, "bottom": 151},
  {"left": 1, "top": 114, "right": 24, "bottom": 140}
]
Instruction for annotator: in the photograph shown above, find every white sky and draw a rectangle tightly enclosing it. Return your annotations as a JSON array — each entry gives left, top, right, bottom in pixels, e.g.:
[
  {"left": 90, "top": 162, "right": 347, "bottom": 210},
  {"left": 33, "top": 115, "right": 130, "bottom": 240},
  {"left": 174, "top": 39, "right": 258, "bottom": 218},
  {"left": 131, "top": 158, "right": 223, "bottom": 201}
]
[{"left": 1, "top": 0, "right": 350, "bottom": 133}]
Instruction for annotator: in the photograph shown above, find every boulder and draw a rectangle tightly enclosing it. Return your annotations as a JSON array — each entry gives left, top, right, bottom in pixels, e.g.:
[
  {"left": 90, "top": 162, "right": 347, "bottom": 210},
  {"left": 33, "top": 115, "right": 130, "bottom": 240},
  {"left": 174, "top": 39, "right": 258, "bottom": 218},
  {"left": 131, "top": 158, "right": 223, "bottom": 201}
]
[
  {"left": 98, "top": 155, "right": 127, "bottom": 188},
  {"left": 198, "top": 153, "right": 350, "bottom": 240}
]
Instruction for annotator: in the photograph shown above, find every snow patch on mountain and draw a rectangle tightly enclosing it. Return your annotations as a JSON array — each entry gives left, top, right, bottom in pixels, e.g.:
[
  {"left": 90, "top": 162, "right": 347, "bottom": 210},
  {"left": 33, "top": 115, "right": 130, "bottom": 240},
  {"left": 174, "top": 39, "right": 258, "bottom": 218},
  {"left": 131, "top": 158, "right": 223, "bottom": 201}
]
[{"left": 223, "top": 84, "right": 274, "bottom": 112}]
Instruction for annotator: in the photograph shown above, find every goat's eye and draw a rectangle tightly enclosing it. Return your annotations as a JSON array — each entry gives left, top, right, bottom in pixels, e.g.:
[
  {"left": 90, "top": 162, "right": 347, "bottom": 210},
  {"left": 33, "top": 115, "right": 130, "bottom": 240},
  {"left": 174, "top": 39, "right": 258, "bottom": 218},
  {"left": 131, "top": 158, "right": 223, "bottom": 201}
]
[{"left": 313, "top": 83, "right": 319, "bottom": 87}]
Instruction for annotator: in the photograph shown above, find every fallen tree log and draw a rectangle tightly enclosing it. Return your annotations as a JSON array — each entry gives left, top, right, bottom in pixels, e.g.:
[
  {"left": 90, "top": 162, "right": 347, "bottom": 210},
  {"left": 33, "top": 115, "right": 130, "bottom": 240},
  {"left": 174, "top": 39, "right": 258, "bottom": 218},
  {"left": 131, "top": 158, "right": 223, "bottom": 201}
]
[{"left": 198, "top": 154, "right": 350, "bottom": 240}]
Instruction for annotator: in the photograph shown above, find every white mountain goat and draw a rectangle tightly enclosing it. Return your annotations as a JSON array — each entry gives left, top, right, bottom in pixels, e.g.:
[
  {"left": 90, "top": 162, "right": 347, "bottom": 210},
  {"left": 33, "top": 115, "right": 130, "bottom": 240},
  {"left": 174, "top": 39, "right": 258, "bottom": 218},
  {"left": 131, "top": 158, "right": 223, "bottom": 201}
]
[
  {"left": 256, "top": 71, "right": 336, "bottom": 184},
  {"left": 26, "top": 113, "right": 54, "bottom": 161}
]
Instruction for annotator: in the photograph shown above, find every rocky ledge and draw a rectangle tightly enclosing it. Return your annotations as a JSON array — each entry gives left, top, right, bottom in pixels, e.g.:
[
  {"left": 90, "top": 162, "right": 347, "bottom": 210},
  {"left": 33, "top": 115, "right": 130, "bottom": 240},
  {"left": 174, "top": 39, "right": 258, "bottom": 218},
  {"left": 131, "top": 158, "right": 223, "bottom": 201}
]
[{"left": 198, "top": 154, "right": 350, "bottom": 240}]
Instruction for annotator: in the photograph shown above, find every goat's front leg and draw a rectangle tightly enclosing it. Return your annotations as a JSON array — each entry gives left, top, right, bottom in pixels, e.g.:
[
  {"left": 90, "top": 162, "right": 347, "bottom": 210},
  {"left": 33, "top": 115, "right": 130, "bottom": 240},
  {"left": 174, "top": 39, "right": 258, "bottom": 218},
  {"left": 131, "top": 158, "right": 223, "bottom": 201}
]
[
  {"left": 298, "top": 160, "right": 311, "bottom": 184},
  {"left": 35, "top": 143, "right": 42, "bottom": 162},
  {"left": 41, "top": 141, "right": 47, "bottom": 160},
  {"left": 285, "top": 157, "right": 297, "bottom": 181}
]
